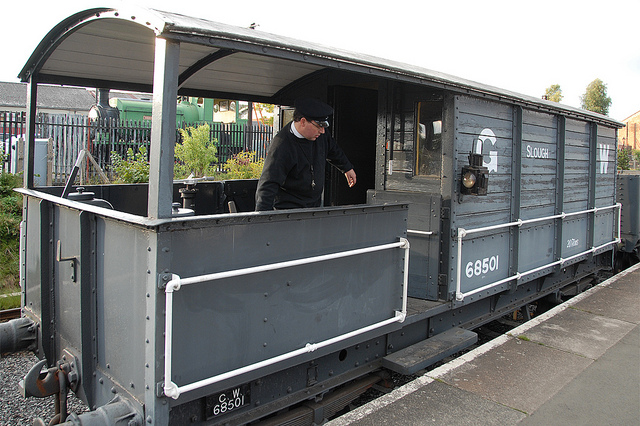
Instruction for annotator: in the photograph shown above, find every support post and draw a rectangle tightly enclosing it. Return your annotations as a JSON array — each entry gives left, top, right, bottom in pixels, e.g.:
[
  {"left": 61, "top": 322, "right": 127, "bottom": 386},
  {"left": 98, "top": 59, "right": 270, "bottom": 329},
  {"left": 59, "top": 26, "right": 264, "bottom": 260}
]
[
  {"left": 509, "top": 106, "right": 523, "bottom": 291},
  {"left": 24, "top": 81, "right": 37, "bottom": 189},
  {"left": 148, "top": 38, "right": 180, "bottom": 219},
  {"left": 555, "top": 116, "right": 566, "bottom": 264},
  {"left": 588, "top": 122, "right": 597, "bottom": 255},
  {"left": 246, "top": 101, "right": 253, "bottom": 151}
]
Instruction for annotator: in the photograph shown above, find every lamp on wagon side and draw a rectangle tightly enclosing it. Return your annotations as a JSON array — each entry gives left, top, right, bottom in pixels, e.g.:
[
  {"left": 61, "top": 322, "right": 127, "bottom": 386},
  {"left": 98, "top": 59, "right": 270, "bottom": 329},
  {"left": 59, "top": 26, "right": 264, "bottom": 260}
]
[{"left": 460, "top": 144, "right": 489, "bottom": 196}]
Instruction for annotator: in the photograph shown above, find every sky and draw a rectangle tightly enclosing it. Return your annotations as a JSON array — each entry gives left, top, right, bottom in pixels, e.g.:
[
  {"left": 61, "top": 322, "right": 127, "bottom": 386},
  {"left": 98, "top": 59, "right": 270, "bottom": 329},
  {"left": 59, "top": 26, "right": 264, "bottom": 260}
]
[{"left": 2, "top": 0, "right": 638, "bottom": 121}]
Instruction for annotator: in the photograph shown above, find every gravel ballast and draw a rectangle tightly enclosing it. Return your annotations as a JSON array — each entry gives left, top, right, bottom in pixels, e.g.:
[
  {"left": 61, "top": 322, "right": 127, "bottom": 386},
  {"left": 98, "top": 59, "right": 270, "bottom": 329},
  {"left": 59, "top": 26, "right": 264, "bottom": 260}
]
[{"left": 0, "top": 351, "right": 87, "bottom": 425}]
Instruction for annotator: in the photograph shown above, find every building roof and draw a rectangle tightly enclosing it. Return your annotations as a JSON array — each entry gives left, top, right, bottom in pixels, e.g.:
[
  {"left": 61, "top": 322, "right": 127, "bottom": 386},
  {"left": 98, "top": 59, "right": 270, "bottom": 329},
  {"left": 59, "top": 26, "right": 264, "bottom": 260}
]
[
  {"left": 621, "top": 110, "right": 640, "bottom": 123},
  {"left": 0, "top": 81, "right": 96, "bottom": 111}
]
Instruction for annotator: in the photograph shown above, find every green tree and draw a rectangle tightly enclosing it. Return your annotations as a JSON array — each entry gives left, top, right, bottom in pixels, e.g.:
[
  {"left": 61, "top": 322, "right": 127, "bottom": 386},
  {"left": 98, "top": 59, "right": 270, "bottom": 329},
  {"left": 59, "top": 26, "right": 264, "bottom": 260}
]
[
  {"left": 544, "top": 84, "right": 563, "bottom": 102},
  {"left": 617, "top": 149, "right": 631, "bottom": 170},
  {"left": 580, "top": 78, "right": 612, "bottom": 115},
  {"left": 263, "top": 103, "right": 275, "bottom": 126},
  {"left": 176, "top": 124, "right": 218, "bottom": 177}
]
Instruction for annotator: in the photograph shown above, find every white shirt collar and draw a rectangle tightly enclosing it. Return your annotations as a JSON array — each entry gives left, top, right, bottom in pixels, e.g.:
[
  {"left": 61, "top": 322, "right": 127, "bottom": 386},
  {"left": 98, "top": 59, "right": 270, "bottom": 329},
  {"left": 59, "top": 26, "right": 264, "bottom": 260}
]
[{"left": 290, "top": 121, "right": 305, "bottom": 139}]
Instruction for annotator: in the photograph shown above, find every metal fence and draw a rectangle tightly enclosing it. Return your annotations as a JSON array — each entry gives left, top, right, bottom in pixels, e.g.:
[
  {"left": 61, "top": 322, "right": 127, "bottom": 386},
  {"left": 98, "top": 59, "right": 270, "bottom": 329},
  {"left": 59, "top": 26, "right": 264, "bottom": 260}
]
[{"left": 0, "top": 111, "right": 272, "bottom": 184}]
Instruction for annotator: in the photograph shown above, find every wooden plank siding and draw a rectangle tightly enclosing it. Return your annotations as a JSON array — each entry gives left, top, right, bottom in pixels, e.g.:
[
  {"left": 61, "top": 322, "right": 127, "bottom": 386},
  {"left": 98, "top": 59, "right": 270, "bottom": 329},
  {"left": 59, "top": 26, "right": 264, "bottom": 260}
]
[
  {"left": 453, "top": 95, "right": 513, "bottom": 227},
  {"left": 448, "top": 95, "right": 619, "bottom": 300}
]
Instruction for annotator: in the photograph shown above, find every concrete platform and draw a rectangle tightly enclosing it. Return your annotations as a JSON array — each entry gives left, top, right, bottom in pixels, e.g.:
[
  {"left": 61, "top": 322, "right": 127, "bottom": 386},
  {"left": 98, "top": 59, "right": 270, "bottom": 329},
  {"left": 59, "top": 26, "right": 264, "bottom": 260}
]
[{"left": 328, "top": 263, "right": 640, "bottom": 425}]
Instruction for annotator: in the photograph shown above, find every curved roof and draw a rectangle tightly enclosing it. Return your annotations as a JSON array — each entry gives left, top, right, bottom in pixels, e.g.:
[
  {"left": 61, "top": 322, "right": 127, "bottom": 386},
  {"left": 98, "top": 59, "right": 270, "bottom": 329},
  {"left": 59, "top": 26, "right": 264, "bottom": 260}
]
[{"left": 19, "top": 5, "right": 622, "bottom": 126}]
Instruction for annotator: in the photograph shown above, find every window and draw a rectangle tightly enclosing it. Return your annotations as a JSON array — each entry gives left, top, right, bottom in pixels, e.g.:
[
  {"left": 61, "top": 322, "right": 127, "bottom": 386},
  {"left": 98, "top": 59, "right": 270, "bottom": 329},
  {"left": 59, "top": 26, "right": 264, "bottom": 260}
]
[
  {"left": 385, "top": 95, "right": 443, "bottom": 192},
  {"left": 416, "top": 101, "right": 442, "bottom": 177}
]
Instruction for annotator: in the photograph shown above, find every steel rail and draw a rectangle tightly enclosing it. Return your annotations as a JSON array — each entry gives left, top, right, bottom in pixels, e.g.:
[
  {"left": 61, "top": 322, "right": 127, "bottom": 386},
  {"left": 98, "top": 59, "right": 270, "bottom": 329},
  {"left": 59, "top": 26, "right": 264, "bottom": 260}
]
[{"left": 0, "top": 308, "right": 22, "bottom": 322}]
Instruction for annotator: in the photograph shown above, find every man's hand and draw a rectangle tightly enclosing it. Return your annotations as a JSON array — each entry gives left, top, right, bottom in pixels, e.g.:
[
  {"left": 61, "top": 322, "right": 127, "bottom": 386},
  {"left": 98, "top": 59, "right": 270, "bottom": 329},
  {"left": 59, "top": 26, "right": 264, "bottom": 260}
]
[{"left": 345, "top": 169, "right": 357, "bottom": 187}]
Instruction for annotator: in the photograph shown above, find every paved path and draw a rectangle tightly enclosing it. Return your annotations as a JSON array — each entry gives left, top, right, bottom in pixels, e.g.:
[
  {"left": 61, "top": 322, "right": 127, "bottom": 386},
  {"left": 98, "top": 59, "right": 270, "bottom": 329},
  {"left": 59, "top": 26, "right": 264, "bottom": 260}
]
[{"left": 329, "top": 263, "right": 640, "bottom": 425}]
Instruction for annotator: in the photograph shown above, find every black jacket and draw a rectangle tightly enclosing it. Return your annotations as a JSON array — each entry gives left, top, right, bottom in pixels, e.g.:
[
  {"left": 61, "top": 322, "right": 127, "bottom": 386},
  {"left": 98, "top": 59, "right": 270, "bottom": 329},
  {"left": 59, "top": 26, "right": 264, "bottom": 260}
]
[{"left": 255, "top": 122, "right": 353, "bottom": 210}]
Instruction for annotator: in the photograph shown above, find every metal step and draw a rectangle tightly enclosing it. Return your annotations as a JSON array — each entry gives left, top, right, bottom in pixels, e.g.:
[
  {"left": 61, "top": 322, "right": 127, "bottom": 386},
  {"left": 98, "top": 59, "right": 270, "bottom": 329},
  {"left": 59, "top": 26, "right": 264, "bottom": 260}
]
[{"left": 382, "top": 327, "right": 478, "bottom": 375}]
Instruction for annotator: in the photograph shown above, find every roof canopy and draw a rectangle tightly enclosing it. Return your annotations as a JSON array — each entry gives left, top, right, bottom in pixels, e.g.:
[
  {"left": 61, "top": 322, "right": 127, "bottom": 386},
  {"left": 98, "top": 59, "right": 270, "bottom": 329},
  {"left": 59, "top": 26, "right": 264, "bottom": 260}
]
[
  {"left": 19, "top": 6, "right": 328, "bottom": 102},
  {"left": 19, "top": 5, "right": 622, "bottom": 126},
  {"left": 18, "top": 5, "right": 623, "bottom": 216}
]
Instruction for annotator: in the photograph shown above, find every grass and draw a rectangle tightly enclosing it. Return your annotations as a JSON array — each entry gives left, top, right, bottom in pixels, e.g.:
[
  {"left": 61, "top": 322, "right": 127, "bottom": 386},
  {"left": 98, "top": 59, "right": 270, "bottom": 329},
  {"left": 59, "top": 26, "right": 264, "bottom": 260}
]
[{"left": 0, "top": 292, "right": 20, "bottom": 310}]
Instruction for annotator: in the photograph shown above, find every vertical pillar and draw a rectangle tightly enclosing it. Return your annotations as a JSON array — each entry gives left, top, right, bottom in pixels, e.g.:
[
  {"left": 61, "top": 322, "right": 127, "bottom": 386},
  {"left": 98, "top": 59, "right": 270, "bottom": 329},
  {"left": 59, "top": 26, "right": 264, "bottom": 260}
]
[
  {"left": 24, "top": 81, "right": 38, "bottom": 189},
  {"left": 148, "top": 37, "right": 180, "bottom": 219},
  {"left": 509, "top": 106, "right": 523, "bottom": 287},
  {"left": 246, "top": 101, "right": 253, "bottom": 151},
  {"left": 374, "top": 81, "right": 389, "bottom": 191},
  {"left": 554, "top": 116, "right": 566, "bottom": 263},
  {"left": 587, "top": 123, "right": 597, "bottom": 254}
]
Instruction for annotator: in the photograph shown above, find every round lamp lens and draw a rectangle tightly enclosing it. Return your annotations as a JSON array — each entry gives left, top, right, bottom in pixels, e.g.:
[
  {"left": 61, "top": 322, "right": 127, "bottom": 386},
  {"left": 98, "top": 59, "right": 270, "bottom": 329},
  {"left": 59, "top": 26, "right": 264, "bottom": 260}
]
[{"left": 462, "top": 172, "right": 476, "bottom": 189}]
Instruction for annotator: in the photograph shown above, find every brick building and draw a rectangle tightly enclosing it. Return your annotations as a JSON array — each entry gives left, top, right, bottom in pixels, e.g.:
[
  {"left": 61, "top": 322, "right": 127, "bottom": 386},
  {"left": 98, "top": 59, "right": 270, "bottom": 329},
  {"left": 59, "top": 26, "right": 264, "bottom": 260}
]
[{"left": 618, "top": 110, "right": 640, "bottom": 151}]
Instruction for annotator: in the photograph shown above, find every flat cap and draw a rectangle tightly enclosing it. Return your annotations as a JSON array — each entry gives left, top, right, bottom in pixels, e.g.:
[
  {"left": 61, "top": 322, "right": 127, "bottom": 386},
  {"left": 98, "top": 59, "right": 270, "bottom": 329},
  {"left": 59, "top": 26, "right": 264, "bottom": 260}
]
[{"left": 294, "top": 98, "right": 334, "bottom": 122}]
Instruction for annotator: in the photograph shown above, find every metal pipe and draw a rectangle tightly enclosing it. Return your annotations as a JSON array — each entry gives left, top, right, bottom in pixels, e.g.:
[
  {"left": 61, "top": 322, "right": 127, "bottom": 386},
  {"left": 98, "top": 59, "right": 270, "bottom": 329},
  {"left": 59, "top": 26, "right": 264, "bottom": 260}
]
[
  {"left": 401, "top": 238, "right": 410, "bottom": 315},
  {"left": 172, "top": 312, "right": 405, "bottom": 398},
  {"left": 455, "top": 203, "right": 621, "bottom": 301},
  {"left": 0, "top": 317, "right": 36, "bottom": 354},
  {"left": 164, "top": 238, "right": 410, "bottom": 399},
  {"left": 456, "top": 232, "right": 464, "bottom": 301},
  {"left": 461, "top": 204, "right": 621, "bottom": 238},
  {"left": 61, "top": 150, "right": 86, "bottom": 198},
  {"left": 166, "top": 240, "right": 407, "bottom": 291},
  {"left": 163, "top": 275, "right": 178, "bottom": 399},
  {"left": 58, "top": 395, "right": 143, "bottom": 425},
  {"left": 407, "top": 229, "right": 433, "bottom": 236}
]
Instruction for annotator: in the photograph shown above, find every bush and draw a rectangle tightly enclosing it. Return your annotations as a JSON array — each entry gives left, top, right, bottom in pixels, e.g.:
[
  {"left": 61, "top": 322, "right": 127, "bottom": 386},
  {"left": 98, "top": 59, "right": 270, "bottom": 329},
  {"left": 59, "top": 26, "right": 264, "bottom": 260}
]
[
  {"left": 0, "top": 172, "right": 22, "bottom": 294},
  {"left": 110, "top": 146, "right": 150, "bottom": 183},
  {"left": 224, "top": 151, "right": 264, "bottom": 179},
  {"left": 176, "top": 124, "right": 218, "bottom": 177},
  {"left": 618, "top": 149, "right": 631, "bottom": 171},
  {"left": 0, "top": 172, "right": 22, "bottom": 197}
]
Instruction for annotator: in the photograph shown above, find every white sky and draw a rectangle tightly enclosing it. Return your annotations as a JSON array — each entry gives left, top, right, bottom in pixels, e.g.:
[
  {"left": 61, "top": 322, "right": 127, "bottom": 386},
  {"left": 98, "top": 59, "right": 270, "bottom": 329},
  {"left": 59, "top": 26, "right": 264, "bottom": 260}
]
[{"left": 2, "top": 0, "right": 638, "bottom": 120}]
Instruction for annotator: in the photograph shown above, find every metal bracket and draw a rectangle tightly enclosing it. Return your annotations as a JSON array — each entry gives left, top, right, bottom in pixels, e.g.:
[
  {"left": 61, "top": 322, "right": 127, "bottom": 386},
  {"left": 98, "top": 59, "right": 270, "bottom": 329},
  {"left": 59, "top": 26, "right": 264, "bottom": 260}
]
[
  {"left": 158, "top": 273, "right": 173, "bottom": 290},
  {"left": 61, "top": 349, "right": 81, "bottom": 393},
  {"left": 56, "top": 240, "right": 77, "bottom": 283},
  {"left": 157, "top": 381, "right": 166, "bottom": 398}
]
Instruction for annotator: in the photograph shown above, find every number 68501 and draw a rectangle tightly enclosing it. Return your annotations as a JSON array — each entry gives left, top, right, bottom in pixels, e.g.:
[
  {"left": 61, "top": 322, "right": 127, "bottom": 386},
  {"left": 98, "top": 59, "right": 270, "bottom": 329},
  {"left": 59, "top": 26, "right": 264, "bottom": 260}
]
[{"left": 465, "top": 255, "right": 499, "bottom": 278}]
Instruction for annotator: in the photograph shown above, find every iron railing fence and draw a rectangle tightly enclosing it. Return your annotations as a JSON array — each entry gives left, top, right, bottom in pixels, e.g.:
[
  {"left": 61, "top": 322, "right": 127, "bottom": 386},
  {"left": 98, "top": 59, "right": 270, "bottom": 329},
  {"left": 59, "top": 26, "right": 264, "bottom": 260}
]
[
  {"left": 0, "top": 111, "right": 272, "bottom": 184},
  {"left": 1, "top": 111, "right": 28, "bottom": 174}
]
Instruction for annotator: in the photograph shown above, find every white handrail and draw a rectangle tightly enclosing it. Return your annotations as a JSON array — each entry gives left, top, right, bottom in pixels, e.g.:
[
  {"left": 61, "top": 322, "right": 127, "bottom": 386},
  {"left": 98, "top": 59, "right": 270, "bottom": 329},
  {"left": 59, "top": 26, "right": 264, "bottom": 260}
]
[
  {"left": 407, "top": 229, "right": 433, "bottom": 236},
  {"left": 164, "top": 238, "right": 410, "bottom": 399},
  {"left": 455, "top": 204, "right": 621, "bottom": 301}
]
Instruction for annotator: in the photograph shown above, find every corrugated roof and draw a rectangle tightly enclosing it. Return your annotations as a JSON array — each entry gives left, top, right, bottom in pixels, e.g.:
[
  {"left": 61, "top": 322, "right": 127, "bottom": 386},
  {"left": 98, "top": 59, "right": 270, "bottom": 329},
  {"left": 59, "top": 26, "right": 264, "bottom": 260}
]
[{"left": 0, "top": 81, "right": 96, "bottom": 110}]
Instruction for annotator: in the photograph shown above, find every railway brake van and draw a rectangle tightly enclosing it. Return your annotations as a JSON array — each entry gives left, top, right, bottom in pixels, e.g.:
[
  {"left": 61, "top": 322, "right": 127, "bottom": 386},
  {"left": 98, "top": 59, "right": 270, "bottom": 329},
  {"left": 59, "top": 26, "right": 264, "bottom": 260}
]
[{"left": 8, "top": 5, "right": 622, "bottom": 426}]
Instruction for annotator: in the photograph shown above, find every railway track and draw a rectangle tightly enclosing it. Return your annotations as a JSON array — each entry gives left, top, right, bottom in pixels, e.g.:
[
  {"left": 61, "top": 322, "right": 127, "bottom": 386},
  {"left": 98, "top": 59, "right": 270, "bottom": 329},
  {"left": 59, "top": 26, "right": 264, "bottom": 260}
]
[{"left": 0, "top": 307, "right": 21, "bottom": 322}]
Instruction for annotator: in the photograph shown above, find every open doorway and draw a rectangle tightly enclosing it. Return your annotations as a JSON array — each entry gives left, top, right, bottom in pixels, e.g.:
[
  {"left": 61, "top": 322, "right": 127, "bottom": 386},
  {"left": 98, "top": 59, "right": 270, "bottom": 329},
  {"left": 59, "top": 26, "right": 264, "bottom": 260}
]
[{"left": 325, "top": 86, "right": 378, "bottom": 206}]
